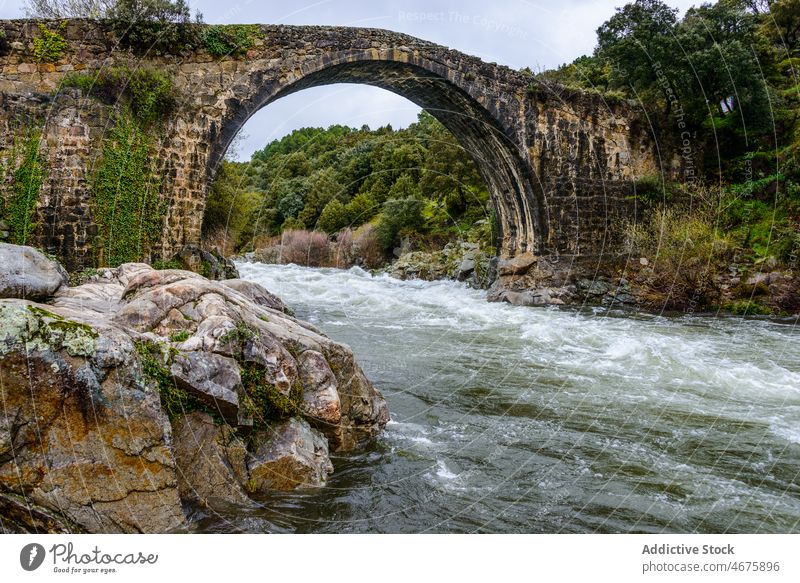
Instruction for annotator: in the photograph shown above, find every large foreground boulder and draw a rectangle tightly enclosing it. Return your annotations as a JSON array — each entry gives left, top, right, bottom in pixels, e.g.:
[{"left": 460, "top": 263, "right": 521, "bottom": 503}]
[
  {"left": 0, "top": 251, "right": 389, "bottom": 533},
  {"left": 0, "top": 243, "right": 68, "bottom": 301},
  {"left": 0, "top": 301, "right": 184, "bottom": 533}
]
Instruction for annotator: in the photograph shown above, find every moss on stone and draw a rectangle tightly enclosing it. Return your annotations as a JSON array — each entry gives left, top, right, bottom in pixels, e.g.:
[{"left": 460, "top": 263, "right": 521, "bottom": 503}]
[
  {"left": 201, "top": 24, "right": 260, "bottom": 57},
  {"left": 240, "top": 362, "right": 303, "bottom": 427},
  {"left": 219, "top": 321, "right": 256, "bottom": 347},
  {"left": 0, "top": 304, "right": 97, "bottom": 357},
  {"left": 134, "top": 339, "right": 223, "bottom": 423},
  {"left": 169, "top": 329, "right": 190, "bottom": 343}
]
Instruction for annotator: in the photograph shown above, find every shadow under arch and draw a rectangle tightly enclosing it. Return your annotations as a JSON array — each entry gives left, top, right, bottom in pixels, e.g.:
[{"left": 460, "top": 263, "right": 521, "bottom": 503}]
[{"left": 206, "top": 56, "right": 547, "bottom": 258}]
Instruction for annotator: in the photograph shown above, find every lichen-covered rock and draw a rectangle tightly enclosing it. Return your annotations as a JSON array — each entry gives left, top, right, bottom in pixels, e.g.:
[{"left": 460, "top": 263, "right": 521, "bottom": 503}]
[
  {"left": 0, "top": 243, "right": 68, "bottom": 301},
  {"left": 298, "top": 349, "right": 342, "bottom": 430},
  {"left": 0, "top": 253, "right": 388, "bottom": 532},
  {"left": 389, "top": 242, "right": 492, "bottom": 289},
  {"left": 112, "top": 266, "right": 388, "bottom": 449},
  {"left": 0, "top": 300, "right": 185, "bottom": 534},
  {"left": 247, "top": 418, "right": 333, "bottom": 492},
  {"left": 171, "top": 412, "right": 252, "bottom": 507}
]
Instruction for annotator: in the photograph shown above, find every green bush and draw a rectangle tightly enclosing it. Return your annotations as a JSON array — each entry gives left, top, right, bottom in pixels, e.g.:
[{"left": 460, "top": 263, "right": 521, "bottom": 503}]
[
  {"left": 62, "top": 66, "right": 177, "bottom": 126},
  {"left": 0, "top": 28, "right": 10, "bottom": 55},
  {"left": 316, "top": 198, "right": 349, "bottom": 233},
  {"left": 109, "top": 0, "right": 197, "bottom": 54},
  {"left": 375, "top": 197, "right": 424, "bottom": 250},
  {"left": 624, "top": 204, "right": 732, "bottom": 310},
  {"left": 32, "top": 22, "right": 68, "bottom": 62},
  {"left": 201, "top": 24, "right": 258, "bottom": 57}
]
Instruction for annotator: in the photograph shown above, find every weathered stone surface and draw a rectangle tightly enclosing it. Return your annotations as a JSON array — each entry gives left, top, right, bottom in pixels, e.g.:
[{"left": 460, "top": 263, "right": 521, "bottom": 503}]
[
  {"left": 171, "top": 412, "right": 251, "bottom": 507},
  {"left": 497, "top": 252, "right": 537, "bottom": 276},
  {"left": 0, "top": 300, "right": 185, "bottom": 534},
  {"left": 172, "top": 244, "right": 239, "bottom": 280},
  {"left": 221, "top": 278, "right": 290, "bottom": 314},
  {"left": 0, "top": 243, "right": 68, "bottom": 300},
  {"left": 247, "top": 418, "right": 333, "bottom": 492},
  {"left": 298, "top": 349, "right": 342, "bottom": 429},
  {"left": 0, "top": 251, "right": 389, "bottom": 532},
  {"left": 389, "top": 241, "right": 492, "bottom": 289},
  {"left": 111, "top": 265, "right": 388, "bottom": 449},
  {"left": 0, "top": 19, "right": 657, "bottom": 272},
  {"left": 170, "top": 352, "right": 241, "bottom": 424}
]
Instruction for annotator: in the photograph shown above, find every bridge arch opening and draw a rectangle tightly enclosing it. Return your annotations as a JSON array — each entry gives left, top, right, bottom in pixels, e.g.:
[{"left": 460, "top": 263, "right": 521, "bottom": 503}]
[{"left": 203, "top": 57, "right": 546, "bottom": 259}]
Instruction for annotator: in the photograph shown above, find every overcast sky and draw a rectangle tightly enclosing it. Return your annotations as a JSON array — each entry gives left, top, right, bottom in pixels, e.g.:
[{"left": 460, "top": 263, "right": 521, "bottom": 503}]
[{"left": 0, "top": 0, "right": 698, "bottom": 159}]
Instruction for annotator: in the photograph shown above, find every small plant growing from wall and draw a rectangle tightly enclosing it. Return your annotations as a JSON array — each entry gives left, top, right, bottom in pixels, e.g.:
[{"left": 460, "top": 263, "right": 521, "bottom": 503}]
[
  {"left": 201, "top": 24, "right": 259, "bottom": 57},
  {"left": 32, "top": 22, "right": 68, "bottom": 62}
]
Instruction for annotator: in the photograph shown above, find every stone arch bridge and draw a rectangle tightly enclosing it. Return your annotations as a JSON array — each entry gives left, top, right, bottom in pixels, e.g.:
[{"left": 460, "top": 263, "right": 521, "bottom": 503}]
[{"left": 0, "top": 20, "right": 658, "bottom": 271}]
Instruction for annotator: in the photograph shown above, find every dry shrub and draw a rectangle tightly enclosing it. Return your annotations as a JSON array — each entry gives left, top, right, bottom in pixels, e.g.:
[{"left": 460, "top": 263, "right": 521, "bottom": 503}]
[
  {"left": 249, "top": 225, "right": 387, "bottom": 269},
  {"left": 624, "top": 205, "right": 733, "bottom": 310},
  {"left": 278, "top": 229, "right": 331, "bottom": 267},
  {"left": 330, "top": 224, "right": 386, "bottom": 269}
]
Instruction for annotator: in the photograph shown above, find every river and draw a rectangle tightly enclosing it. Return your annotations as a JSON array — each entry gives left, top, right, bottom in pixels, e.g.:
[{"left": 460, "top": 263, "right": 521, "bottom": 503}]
[{"left": 190, "top": 261, "right": 800, "bottom": 533}]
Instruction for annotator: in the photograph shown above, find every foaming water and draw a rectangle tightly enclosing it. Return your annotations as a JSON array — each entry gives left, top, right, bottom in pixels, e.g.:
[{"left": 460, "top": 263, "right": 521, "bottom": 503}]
[{"left": 196, "top": 261, "right": 800, "bottom": 533}]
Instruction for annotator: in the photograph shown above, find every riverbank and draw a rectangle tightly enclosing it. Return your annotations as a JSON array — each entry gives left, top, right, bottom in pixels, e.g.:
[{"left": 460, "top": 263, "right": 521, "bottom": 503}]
[{"left": 237, "top": 239, "right": 800, "bottom": 317}]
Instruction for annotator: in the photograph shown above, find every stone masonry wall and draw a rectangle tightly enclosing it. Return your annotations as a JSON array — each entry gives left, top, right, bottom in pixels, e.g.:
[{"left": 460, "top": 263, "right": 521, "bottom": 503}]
[{"left": 0, "top": 19, "right": 660, "bottom": 270}]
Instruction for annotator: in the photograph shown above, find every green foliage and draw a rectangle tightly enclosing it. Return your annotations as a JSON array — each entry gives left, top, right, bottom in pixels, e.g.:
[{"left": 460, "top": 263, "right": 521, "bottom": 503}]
[
  {"left": 375, "top": 197, "right": 424, "bottom": 250},
  {"left": 624, "top": 200, "right": 733, "bottom": 309},
  {"left": 109, "top": 0, "right": 196, "bottom": 54},
  {"left": 32, "top": 22, "right": 68, "bottom": 62},
  {"left": 68, "top": 267, "right": 98, "bottom": 287},
  {"left": 0, "top": 27, "right": 10, "bottom": 55},
  {"left": 317, "top": 198, "right": 349, "bottom": 233},
  {"left": 134, "top": 340, "right": 222, "bottom": 422},
  {"left": 201, "top": 160, "right": 265, "bottom": 252},
  {"left": 281, "top": 217, "right": 306, "bottom": 232},
  {"left": 91, "top": 113, "right": 165, "bottom": 267},
  {"left": 764, "top": 0, "right": 800, "bottom": 52},
  {"left": 240, "top": 362, "right": 303, "bottom": 424},
  {"left": 219, "top": 321, "right": 256, "bottom": 346},
  {"left": 204, "top": 111, "right": 492, "bottom": 254},
  {"left": 725, "top": 299, "right": 774, "bottom": 315},
  {"left": 201, "top": 24, "right": 259, "bottom": 57},
  {"left": 1, "top": 129, "right": 46, "bottom": 245},
  {"left": 152, "top": 258, "right": 183, "bottom": 270},
  {"left": 62, "top": 66, "right": 177, "bottom": 126},
  {"left": 169, "top": 329, "right": 190, "bottom": 342}
]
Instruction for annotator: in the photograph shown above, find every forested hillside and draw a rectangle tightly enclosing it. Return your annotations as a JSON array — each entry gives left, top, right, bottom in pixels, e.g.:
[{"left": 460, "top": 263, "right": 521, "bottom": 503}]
[{"left": 202, "top": 111, "right": 494, "bottom": 258}]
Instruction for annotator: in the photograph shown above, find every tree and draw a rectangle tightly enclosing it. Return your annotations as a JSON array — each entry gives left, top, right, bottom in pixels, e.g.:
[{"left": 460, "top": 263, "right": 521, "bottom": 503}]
[
  {"left": 297, "top": 167, "right": 340, "bottom": 227},
  {"left": 375, "top": 197, "right": 424, "bottom": 250},
  {"left": 595, "top": 0, "right": 679, "bottom": 106},
  {"left": 673, "top": 1, "right": 769, "bottom": 131},
  {"left": 766, "top": 0, "right": 800, "bottom": 52},
  {"left": 387, "top": 173, "right": 420, "bottom": 200},
  {"left": 317, "top": 199, "right": 350, "bottom": 234},
  {"left": 25, "top": 0, "right": 114, "bottom": 17}
]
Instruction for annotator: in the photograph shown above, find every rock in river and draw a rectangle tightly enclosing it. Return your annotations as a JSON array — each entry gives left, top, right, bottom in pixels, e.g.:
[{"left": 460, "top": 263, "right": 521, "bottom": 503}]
[{"left": 0, "top": 247, "right": 389, "bottom": 533}]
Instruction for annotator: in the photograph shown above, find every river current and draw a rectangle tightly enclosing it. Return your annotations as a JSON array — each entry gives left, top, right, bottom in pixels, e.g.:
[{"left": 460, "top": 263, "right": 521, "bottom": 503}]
[{"left": 190, "top": 261, "right": 800, "bottom": 533}]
